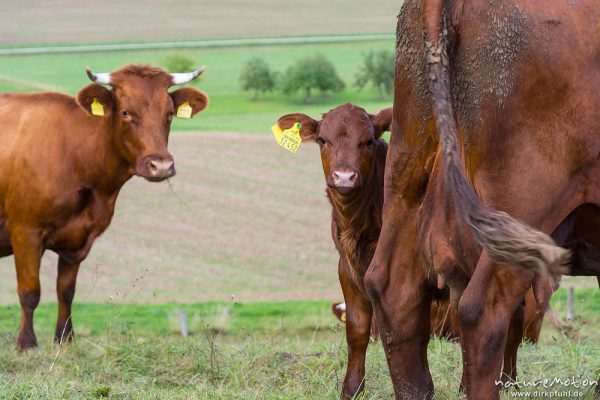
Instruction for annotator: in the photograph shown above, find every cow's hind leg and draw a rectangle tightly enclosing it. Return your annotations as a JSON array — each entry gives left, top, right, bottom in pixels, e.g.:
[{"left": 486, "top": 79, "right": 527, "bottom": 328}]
[
  {"left": 501, "top": 304, "right": 524, "bottom": 385},
  {"left": 55, "top": 257, "right": 80, "bottom": 344},
  {"left": 458, "top": 253, "right": 533, "bottom": 400},
  {"left": 12, "top": 228, "right": 43, "bottom": 351},
  {"left": 365, "top": 240, "right": 434, "bottom": 399}
]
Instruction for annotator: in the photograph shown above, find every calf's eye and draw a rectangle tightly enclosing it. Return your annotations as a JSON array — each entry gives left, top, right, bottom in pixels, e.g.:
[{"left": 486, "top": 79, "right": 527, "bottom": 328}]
[
  {"left": 366, "top": 140, "right": 375, "bottom": 149},
  {"left": 121, "top": 111, "right": 129, "bottom": 117},
  {"left": 316, "top": 137, "right": 326, "bottom": 146}
]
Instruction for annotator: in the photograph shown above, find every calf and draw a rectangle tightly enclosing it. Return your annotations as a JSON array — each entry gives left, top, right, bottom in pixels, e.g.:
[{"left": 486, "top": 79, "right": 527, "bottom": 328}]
[
  {"left": 277, "top": 104, "right": 391, "bottom": 398},
  {"left": 0, "top": 64, "right": 208, "bottom": 350}
]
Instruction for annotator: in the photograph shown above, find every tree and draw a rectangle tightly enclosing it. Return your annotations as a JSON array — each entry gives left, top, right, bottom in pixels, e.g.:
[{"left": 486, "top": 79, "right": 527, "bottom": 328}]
[
  {"left": 355, "top": 50, "right": 394, "bottom": 99},
  {"left": 239, "top": 57, "right": 277, "bottom": 100},
  {"left": 281, "top": 54, "right": 345, "bottom": 103},
  {"left": 163, "top": 52, "right": 196, "bottom": 73}
]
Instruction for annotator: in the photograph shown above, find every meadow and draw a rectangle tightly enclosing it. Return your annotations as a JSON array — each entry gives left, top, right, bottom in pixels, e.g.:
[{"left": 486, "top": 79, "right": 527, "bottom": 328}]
[
  {"left": 0, "top": 288, "right": 597, "bottom": 399},
  {"left": 0, "top": 39, "right": 394, "bottom": 132},
  {"left": 0, "top": 3, "right": 599, "bottom": 398}
]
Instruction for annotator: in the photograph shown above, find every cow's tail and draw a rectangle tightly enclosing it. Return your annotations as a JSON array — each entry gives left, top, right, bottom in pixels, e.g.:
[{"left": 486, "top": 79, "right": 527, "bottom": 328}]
[{"left": 422, "top": 0, "right": 568, "bottom": 281}]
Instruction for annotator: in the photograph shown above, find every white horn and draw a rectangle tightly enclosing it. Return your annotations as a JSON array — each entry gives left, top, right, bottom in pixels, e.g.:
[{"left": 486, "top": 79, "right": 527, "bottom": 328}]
[
  {"left": 86, "top": 68, "right": 111, "bottom": 85},
  {"left": 170, "top": 66, "right": 206, "bottom": 85}
]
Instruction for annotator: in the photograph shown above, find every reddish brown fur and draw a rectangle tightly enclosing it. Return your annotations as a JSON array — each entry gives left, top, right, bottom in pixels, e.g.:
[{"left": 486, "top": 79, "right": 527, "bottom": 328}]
[
  {"left": 280, "top": 104, "right": 550, "bottom": 399},
  {"left": 278, "top": 104, "right": 390, "bottom": 398},
  {"left": 364, "top": 1, "right": 600, "bottom": 399},
  {"left": 0, "top": 64, "right": 208, "bottom": 350}
]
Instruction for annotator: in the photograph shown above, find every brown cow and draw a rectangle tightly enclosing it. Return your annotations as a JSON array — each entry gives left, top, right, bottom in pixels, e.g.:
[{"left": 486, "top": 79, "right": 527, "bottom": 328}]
[
  {"left": 0, "top": 64, "right": 208, "bottom": 351},
  {"left": 364, "top": 1, "right": 600, "bottom": 399}
]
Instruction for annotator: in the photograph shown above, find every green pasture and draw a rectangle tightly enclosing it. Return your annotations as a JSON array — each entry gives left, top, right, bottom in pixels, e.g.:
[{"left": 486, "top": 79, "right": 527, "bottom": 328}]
[
  {"left": 0, "top": 40, "right": 393, "bottom": 132},
  {"left": 0, "top": 288, "right": 597, "bottom": 399}
]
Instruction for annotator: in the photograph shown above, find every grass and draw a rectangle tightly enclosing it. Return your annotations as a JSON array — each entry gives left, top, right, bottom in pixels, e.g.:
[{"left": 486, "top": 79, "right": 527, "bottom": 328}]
[
  {"left": 0, "top": 288, "right": 597, "bottom": 399},
  {"left": 0, "top": 40, "right": 393, "bottom": 132}
]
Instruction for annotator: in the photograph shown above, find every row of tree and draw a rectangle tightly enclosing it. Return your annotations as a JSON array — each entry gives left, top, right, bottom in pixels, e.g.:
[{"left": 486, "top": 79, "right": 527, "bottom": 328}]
[{"left": 239, "top": 51, "right": 394, "bottom": 102}]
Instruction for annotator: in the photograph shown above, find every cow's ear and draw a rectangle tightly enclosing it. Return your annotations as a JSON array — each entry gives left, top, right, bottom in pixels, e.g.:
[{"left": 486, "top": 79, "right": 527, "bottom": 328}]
[
  {"left": 277, "top": 113, "right": 319, "bottom": 141},
  {"left": 170, "top": 87, "right": 209, "bottom": 118},
  {"left": 370, "top": 107, "right": 393, "bottom": 138},
  {"left": 76, "top": 84, "right": 114, "bottom": 116}
]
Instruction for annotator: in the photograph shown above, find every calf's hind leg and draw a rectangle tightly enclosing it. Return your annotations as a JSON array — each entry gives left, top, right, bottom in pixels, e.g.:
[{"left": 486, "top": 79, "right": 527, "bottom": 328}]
[
  {"left": 55, "top": 257, "right": 81, "bottom": 344},
  {"left": 11, "top": 228, "right": 43, "bottom": 351}
]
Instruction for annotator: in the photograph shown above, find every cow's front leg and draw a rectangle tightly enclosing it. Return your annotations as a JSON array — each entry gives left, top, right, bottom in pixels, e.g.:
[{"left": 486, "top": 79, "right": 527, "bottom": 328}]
[
  {"left": 12, "top": 227, "right": 43, "bottom": 351},
  {"left": 458, "top": 253, "right": 533, "bottom": 400},
  {"left": 339, "top": 263, "right": 372, "bottom": 399},
  {"left": 365, "top": 239, "right": 434, "bottom": 399},
  {"left": 55, "top": 256, "right": 81, "bottom": 344}
]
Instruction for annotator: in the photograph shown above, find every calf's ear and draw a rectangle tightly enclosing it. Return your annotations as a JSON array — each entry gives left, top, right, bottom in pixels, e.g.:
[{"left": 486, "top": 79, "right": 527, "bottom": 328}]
[
  {"left": 170, "top": 87, "right": 209, "bottom": 117},
  {"left": 370, "top": 107, "right": 393, "bottom": 138},
  {"left": 76, "top": 84, "right": 114, "bottom": 116},
  {"left": 277, "top": 113, "right": 319, "bottom": 141}
]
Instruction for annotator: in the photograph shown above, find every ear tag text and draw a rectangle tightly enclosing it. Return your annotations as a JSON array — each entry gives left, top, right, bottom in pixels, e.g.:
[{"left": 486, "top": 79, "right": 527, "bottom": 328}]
[
  {"left": 177, "top": 101, "right": 192, "bottom": 119},
  {"left": 271, "top": 122, "right": 302, "bottom": 153},
  {"left": 91, "top": 98, "right": 104, "bottom": 116}
]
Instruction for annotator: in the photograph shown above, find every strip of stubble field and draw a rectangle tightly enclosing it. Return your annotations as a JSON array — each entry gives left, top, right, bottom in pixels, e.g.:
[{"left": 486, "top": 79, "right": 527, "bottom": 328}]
[
  {"left": 0, "top": 34, "right": 394, "bottom": 55},
  {"left": 0, "top": 132, "right": 340, "bottom": 304}
]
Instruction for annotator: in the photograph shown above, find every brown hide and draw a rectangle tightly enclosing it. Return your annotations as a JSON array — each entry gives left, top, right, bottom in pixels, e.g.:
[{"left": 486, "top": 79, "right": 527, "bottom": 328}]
[{"left": 365, "top": 1, "right": 600, "bottom": 399}]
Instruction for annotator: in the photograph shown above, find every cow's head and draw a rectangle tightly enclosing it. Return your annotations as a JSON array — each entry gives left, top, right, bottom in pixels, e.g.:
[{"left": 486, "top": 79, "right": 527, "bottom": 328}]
[
  {"left": 277, "top": 104, "right": 392, "bottom": 195},
  {"left": 76, "top": 65, "right": 208, "bottom": 182}
]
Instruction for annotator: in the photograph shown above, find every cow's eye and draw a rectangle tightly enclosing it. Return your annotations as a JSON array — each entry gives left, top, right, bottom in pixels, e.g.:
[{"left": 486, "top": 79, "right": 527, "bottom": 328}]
[
  {"left": 121, "top": 111, "right": 129, "bottom": 118},
  {"left": 366, "top": 140, "right": 375, "bottom": 149},
  {"left": 316, "top": 137, "right": 326, "bottom": 146}
]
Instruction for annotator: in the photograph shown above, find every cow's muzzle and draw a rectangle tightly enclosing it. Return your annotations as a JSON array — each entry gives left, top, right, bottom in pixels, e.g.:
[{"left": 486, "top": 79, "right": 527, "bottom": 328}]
[
  {"left": 331, "top": 170, "right": 359, "bottom": 194},
  {"left": 139, "top": 155, "right": 176, "bottom": 182}
]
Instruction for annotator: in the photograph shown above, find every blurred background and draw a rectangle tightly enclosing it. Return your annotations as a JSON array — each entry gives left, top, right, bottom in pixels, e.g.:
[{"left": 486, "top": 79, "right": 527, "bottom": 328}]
[
  {"left": 0, "top": 2, "right": 597, "bottom": 399},
  {"left": 0, "top": 0, "right": 400, "bottom": 304}
]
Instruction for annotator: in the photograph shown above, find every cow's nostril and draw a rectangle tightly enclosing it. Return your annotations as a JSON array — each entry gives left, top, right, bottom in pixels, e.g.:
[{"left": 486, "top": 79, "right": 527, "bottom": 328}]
[{"left": 148, "top": 161, "right": 159, "bottom": 173}]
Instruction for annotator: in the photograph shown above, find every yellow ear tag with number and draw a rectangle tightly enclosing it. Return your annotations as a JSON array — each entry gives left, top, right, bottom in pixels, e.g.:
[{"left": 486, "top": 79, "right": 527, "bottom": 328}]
[
  {"left": 91, "top": 98, "right": 104, "bottom": 116},
  {"left": 271, "top": 122, "right": 302, "bottom": 153},
  {"left": 177, "top": 101, "right": 192, "bottom": 119}
]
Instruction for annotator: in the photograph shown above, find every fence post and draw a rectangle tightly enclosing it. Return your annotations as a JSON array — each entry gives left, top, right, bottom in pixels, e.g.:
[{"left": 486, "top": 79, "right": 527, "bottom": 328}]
[
  {"left": 566, "top": 287, "right": 574, "bottom": 322},
  {"left": 179, "top": 310, "right": 189, "bottom": 337}
]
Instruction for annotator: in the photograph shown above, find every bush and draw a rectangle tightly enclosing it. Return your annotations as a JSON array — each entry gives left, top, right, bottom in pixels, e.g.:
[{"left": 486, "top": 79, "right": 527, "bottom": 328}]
[
  {"left": 355, "top": 50, "right": 394, "bottom": 99},
  {"left": 239, "top": 57, "right": 277, "bottom": 100},
  {"left": 163, "top": 52, "right": 195, "bottom": 73},
  {"left": 280, "top": 54, "right": 344, "bottom": 103}
]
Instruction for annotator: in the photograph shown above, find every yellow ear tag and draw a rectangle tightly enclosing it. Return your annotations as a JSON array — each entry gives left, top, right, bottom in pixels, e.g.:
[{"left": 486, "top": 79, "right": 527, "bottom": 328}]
[
  {"left": 271, "top": 122, "right": 302, "bottom": 153},
  {"left": 340, "top": 312, "right": 347, "bottom": 323},
  {"left": 177, "top": 101, "right": 192, "bottom": 119},
  {"left": 91, "top": 98, "right": 104, "bottom": 116}
]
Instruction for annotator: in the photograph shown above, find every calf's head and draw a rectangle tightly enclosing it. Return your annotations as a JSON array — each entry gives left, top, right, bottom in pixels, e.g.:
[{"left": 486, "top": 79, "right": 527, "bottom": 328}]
[
  {"left": 278, "top": 104, "right": 392, "bottom": 195},
  {"left": 76, "top": 65, "right": 208, "bottom": 181}
]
